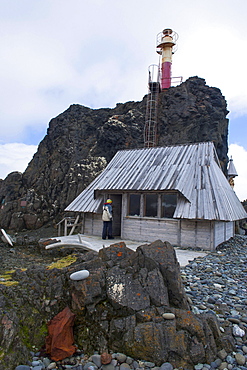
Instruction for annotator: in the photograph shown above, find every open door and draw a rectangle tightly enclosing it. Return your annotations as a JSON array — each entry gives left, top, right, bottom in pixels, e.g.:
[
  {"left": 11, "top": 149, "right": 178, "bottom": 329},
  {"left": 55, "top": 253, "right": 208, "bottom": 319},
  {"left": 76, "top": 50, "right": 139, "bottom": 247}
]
[{"left": 108, "top": 194, "right": 122, "bottom": 237}]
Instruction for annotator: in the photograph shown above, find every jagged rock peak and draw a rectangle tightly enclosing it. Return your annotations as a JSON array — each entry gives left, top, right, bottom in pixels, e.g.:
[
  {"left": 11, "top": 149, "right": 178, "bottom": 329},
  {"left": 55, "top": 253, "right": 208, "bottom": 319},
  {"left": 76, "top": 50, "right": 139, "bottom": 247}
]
[{"left": 0, "top": 76, "right": 229, "bottom": 231}]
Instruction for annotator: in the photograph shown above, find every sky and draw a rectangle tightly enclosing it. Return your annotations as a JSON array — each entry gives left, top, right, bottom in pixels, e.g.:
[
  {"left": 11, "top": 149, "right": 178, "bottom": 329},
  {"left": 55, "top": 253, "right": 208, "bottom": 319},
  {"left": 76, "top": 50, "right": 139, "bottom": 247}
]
[{"left": 0, "top": 0, "right": 247, "bottom": 201}]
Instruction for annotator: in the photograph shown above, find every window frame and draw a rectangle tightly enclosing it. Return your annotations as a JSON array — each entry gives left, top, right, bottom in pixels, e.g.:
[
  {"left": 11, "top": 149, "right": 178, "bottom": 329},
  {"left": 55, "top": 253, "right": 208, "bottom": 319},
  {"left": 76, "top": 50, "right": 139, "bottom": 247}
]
[
  {"left": 161, "top": 192, "right": 177, "bottom": 219},
  {"left": 128, "top": 193, "right": 141, "bottom": 217},
  {"left": 144, "top": 193, "right": 159, "bottom": 218},
  {"left": 127, "top": 192, "right": 177, "bottom": 219}
]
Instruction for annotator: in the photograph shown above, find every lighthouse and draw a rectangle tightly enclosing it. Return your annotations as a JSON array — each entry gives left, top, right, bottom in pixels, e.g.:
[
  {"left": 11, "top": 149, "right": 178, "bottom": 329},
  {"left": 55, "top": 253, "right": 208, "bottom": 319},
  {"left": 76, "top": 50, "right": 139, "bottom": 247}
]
[
  {"left": 144, "top": 28, "right": 180, "bottom": 147},
  {"left": 156, "top": 28, "right": 178, "bottom": 90}
]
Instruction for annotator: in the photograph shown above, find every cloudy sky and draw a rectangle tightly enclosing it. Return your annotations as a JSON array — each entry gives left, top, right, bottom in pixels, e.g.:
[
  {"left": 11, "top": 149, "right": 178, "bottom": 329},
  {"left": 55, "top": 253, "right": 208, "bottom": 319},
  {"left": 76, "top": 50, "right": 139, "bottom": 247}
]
[{"left": 0, "top": 0, "right": 247, "bottom": 200}]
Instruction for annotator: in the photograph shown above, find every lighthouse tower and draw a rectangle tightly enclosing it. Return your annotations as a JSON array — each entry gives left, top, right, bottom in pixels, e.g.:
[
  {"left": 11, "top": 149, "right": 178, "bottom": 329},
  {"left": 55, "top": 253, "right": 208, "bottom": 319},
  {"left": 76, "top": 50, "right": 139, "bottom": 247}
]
[
  {"left": 144, "top": 28, "right": 180, "bottom": 147},
  {"left": 156, "top": 28, "right": 178, "bottom": 90}
]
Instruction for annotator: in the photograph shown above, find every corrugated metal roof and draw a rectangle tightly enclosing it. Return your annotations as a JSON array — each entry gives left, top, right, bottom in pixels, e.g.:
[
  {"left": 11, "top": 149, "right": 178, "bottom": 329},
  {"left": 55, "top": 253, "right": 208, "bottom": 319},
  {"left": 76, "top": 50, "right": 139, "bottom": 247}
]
[{"left": 65, "top": 142, "right": 247, "bottom": 221}]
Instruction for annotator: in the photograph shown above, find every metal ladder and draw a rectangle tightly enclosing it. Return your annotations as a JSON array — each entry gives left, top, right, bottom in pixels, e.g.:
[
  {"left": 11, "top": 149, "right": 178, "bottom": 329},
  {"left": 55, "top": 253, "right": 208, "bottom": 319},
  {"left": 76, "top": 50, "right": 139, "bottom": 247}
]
[{"left": 144, "top": 64, "right": 161, "bottom": 148}]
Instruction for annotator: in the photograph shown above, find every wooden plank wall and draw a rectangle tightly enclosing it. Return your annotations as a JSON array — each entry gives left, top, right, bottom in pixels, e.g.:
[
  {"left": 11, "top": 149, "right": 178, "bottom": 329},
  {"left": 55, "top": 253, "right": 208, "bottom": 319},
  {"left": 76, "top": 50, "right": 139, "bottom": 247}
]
[
  {"left": 180, "top": 220, "right": 212, "bottom": 250},
  {"left": 214, "top": 221, "right": 234, "bottom": 248},
  {"left": 81, "top": 211, "right": 234, "bottom": 251},
  {"left": 225, "top": 221, "right": 234, "bottom": 240},
  {"left": 214, "top": 221, "right": 225, "bottom": 247},
  {"left": 122, "top": 217, "right": 179, "bottom": 245},
  {"left": 83, "top": 213, "right": 102, "bottom": 236},
  {"left": 122, "top": 218, "right": 233, "bottom": 250}
]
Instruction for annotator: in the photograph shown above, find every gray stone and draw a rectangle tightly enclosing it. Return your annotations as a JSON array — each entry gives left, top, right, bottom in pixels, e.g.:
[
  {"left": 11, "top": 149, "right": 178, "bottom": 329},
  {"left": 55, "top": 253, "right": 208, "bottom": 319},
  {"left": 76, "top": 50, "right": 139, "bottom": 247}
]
[
  {"left": 42, "top": 358, "right": 51, "bottom": 367},
  {"left": 218, "top": 349, "right": 228, "bottom": 360},
  {"left": 143, "top": 362, "right": 156, "bottom": 368},
  {"left": 120, "top": 364, "right": 131, "bottom": 370},
  {"left": 228, "top": 317, "right": 241, "bottom": 324},
  {"left": 162, "top": 313, "right": 175, "bottom": 320},
  {"left": 92, "top": 354, "right": 102, "bottom": 368},
  {"left": 235, "top": 353, "right": 246, "bottom": 366},
  {"left": 47, "top": 363, "right": 57, "bottom": 369},
  {"left": 132, "top": 361, "right": 139, "bottom": 369},
  {"left": 125, "top": 357, "right": 133, "bottom": 365},
  {"left": 102, "top": 364, "right": 116, "bottom": 370},
  {"left": 210, "top": 361, "right": 218, "bottom": 368},
  {"left": 115, "top": 353, "right": 127, "bottom": 363},
  {"left": 31, "top": 361, "right": 41, "bottom": 367},
  {"left": 226, "top": 356, "right": 235, "bottom": 364},
  {"left": 214, "top": 358, "right": 222, "bottom": 367},
  {"left": 84, "top": 362, "right": 98, "bottom": 370},
  {"left": 218, "top": 362, "right": 228, "bottom": 370},
  {"left": 160, "top": 363, "right": 173, "bottom": 370},
  {"left": 194, "top": 364, "right": 204, "bottom": 370}
]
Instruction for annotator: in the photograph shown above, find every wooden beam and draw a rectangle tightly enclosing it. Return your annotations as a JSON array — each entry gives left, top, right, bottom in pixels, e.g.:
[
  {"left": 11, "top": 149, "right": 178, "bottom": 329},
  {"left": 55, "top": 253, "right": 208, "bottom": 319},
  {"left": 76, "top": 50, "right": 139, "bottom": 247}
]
[{"left": 69, "top": 215, "right": 80, "bottom": 235}]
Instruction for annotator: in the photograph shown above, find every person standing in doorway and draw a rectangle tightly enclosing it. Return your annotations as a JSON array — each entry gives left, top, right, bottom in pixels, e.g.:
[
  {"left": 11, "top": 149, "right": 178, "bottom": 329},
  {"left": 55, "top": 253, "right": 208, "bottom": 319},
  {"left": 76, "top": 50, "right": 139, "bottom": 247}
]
[{"left": 102, "top": 199, "right": 114, "bottom": 239}]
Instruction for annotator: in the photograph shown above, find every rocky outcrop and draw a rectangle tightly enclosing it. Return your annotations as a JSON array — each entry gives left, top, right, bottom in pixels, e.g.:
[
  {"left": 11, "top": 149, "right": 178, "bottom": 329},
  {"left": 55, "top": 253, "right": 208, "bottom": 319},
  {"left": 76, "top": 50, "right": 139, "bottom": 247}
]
[
  {"left": 0, "top": 241, "right": 235, "bottom": 369},
  {"left": 0, "top": 77, "right": 229, "bottom": 231},
  {"left": 158, "top": 77, "right": 229, "bottom": 171}
]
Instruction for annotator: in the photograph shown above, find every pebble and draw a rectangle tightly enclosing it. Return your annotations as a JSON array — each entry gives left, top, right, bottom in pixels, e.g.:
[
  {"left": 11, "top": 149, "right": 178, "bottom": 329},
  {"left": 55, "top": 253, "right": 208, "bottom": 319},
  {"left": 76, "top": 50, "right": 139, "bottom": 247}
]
[
  {"left": 92, "top": 354, "right": 102, "bottom": 368},
  {"left": 162, "top": 313, "right": 175, "bottom": 320},
  {"left": 14, "top": 236, "right": 247, "bottom": 370},
  {"left": 235, "top": 352, "right": 246, "bottom": 365},
  {"left": 47, "top": 363, "right": 56, "bottom": 369},
  {"left": 114, "top": 353, "right": 127, "bottom": 363},
  {"left": 218, "top": 361, "right": 228, "bottom": 370},
  {"left": 218, "top": 350, "right": 227, "bottom": 360},
  {"left": 160, "top": 363, "right": 173, "bottom": 370}
]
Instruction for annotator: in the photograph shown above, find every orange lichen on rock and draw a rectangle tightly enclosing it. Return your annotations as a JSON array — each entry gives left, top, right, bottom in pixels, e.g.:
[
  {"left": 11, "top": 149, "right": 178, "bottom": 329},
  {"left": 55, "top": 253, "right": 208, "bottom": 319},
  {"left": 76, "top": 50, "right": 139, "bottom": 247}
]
[{"left": 175, "top": 309, "right": 205, "bottom": 340}]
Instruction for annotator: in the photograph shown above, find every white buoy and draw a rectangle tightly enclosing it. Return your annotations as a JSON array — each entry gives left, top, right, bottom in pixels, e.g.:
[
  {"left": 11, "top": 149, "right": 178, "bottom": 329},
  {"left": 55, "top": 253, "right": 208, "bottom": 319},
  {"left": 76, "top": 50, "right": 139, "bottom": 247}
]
[{"left": 70, "top": 270, "right": 90, "bottom": 281}]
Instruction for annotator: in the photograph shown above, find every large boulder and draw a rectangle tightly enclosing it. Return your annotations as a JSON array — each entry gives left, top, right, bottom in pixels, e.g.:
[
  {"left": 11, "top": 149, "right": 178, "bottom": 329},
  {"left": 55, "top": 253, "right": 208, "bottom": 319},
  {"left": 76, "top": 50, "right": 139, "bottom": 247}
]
[
  {"left": 70, "top": 241, "right": 232, "bottom": 368},
  {"left": 0, "top": 240, "right": 235, "bottom": 369}
]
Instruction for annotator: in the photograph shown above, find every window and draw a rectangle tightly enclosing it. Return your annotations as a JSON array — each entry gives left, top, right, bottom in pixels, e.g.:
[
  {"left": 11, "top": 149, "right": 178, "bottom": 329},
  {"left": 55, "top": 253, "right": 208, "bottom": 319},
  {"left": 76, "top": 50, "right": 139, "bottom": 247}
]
[
  {"left": 128, "top": 194, "right": 141, "bottom": 216},
  {"left": 145, "top": 194, "right": 158, "bottom": 217},
  {"left": 161, "top": 193, "right": 177, "bottom": 218}
]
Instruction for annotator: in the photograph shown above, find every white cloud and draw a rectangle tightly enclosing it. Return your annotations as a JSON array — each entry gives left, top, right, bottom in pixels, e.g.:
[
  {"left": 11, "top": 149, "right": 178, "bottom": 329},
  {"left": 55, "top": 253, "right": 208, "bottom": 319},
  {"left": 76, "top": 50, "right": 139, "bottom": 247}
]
[
  {"left": 228, "top": 144, "right": 247, "bottom": 202},
  {"left": 0, "top": 143, "right": 37, "bottom": 180},
  {"left": 1, "top": 0, "right": 247, "bottom": 180}
]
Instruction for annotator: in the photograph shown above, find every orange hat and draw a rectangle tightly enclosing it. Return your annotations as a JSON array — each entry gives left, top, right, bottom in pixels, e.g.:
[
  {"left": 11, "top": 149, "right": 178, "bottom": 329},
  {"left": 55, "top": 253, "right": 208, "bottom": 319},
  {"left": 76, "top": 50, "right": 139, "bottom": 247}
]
[{"left": 106, "top": 199, "right": 112, "bottom": 203}]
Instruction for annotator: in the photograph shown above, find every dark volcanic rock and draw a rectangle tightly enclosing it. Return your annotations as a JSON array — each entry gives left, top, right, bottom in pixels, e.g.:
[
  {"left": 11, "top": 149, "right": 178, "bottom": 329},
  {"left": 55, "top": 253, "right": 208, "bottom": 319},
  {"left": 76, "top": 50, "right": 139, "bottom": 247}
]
[
  {"left": 0, "top": 240, "right": 233, "bottom": 369},
  {"left": 158, "top": 77, "right": 229, "bottom": 171},
  {"left": 0, "top": 77, "right": 229, "bottom": 231}
]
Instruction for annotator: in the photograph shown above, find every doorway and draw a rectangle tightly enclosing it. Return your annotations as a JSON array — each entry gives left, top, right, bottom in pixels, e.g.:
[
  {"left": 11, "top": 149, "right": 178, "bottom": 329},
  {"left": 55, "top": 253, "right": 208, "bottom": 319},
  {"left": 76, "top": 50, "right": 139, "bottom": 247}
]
[{"left": 108, "top": 194, "right": 122, "bottom": 237}]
